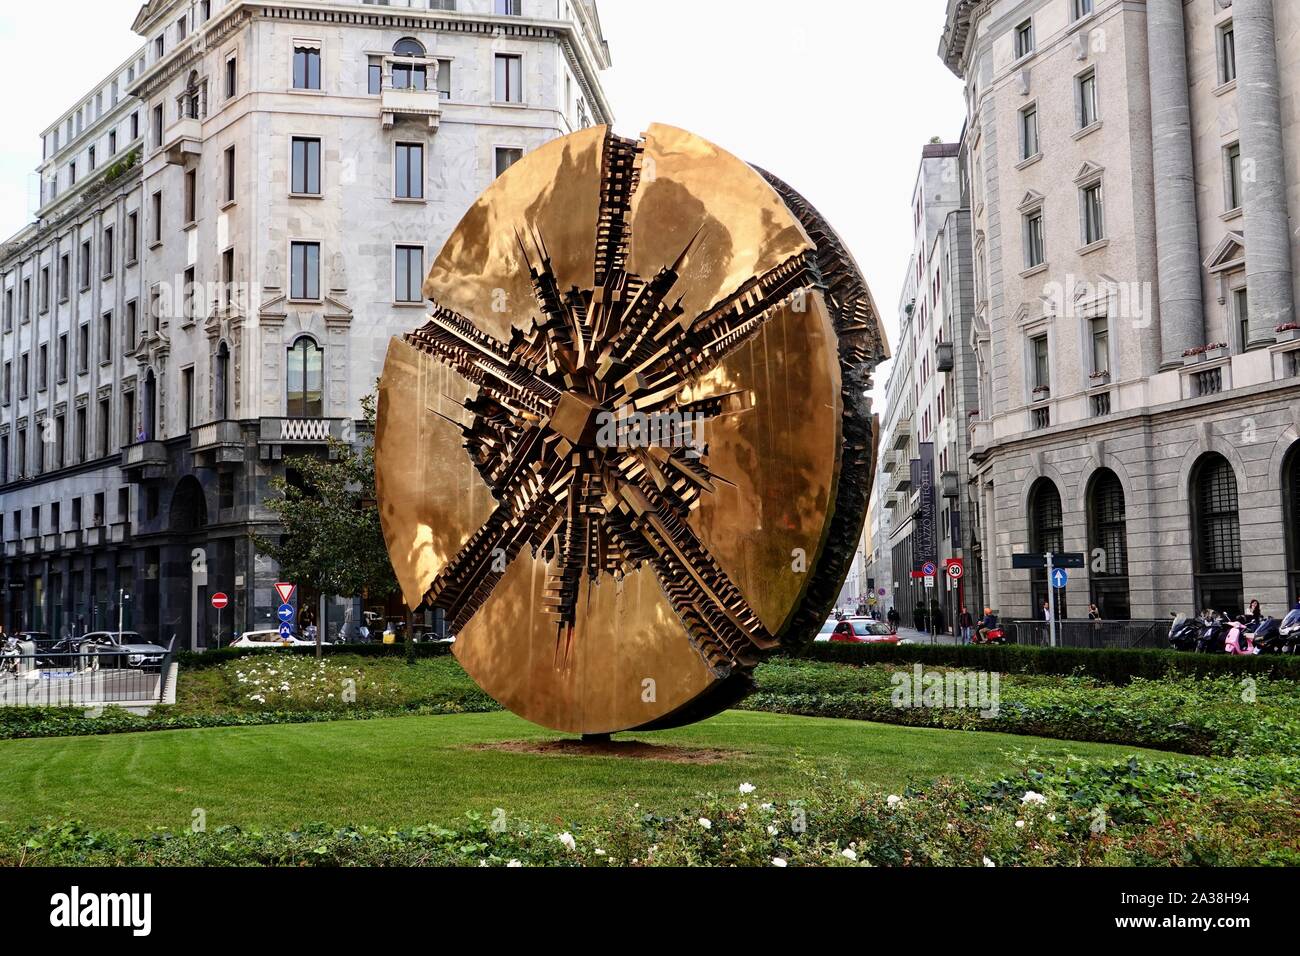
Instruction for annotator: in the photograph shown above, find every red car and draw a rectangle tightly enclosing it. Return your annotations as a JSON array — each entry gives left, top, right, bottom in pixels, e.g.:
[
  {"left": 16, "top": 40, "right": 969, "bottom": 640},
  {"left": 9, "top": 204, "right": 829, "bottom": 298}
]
[{"left": 830, "top": 618, "right": 900, "bottom": 645}]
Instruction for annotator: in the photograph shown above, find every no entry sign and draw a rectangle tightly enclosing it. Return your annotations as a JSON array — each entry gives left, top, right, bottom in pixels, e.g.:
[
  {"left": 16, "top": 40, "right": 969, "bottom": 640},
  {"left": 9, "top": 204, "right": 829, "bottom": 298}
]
[{"left": 211, "top": 592, "right": 230, "bottom": 610}]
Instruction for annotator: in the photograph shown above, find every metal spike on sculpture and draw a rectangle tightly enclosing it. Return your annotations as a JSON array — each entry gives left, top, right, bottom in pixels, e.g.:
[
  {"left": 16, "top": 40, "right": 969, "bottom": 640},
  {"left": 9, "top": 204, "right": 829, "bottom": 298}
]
[{"left": 376, "top": 124, "right": 888, "bottom": 735}]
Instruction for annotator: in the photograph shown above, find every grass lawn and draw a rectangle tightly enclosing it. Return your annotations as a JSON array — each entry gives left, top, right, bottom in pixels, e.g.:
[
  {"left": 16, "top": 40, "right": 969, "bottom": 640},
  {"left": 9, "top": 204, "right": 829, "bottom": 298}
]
[{"left": 0, "top": 710, "right": 1185, "bottom": 834}]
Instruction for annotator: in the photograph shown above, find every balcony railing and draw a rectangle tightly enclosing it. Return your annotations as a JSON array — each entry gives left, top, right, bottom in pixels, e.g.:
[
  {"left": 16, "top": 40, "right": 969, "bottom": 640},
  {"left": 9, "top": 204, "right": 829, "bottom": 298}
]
[
  {"left": 259, "top": 418, "right": 349, "bottom": 446},
  {"left": 891, "top": 420, "right": 912, "bottom": 450},
  {"left": 380, "top": 79, "right": 444, "bottom": 130}
]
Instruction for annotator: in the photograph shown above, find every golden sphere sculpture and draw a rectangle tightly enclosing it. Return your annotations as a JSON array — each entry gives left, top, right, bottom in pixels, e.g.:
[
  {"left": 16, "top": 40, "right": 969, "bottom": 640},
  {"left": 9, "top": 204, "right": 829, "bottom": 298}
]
[{"left": 376, "top": 124, "right": 887, "bottom": 735}]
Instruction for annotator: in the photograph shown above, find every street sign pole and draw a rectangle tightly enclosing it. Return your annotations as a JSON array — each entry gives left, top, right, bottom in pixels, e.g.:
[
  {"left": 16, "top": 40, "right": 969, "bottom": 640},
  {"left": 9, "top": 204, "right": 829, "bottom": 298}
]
[
  {"left": 217, "top": 606, "right": 223, "bottom": 650},
  {"left": 1046, "top": 552, "right": 1057, "bottom": 648}
]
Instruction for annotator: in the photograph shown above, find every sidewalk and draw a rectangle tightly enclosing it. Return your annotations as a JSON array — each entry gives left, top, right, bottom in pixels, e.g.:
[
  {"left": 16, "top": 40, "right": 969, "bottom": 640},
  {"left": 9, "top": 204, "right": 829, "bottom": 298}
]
[{"left": 895, "top": 627, "right": 963, "bottom": 646}]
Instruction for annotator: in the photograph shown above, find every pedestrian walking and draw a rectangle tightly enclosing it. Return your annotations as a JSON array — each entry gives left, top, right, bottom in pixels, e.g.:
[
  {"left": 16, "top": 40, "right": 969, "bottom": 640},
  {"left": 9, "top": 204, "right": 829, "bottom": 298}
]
[{"left": 959, "top": 606, "right": 974, "bottom": 645}]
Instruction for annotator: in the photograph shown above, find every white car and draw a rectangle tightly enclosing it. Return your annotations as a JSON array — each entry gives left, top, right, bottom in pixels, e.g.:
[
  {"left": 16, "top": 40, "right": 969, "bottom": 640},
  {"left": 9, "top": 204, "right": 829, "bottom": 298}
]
[
  {"left": 815, "top": 617, "right": 839, "bottom": 642},
  {"left": 230, "top": 630, "right": 331, "bottom": 649}
]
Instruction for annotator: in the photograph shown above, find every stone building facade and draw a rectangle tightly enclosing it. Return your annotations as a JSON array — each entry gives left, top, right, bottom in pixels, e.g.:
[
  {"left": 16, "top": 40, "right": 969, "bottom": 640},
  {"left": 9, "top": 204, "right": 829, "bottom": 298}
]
[
  {"left": 874, "top": 142, "right": 978, "bottom": 630},
  {"left": 0, "top": 0, "right": 611, "bottom": 646},
  {"left": 941, "top": 0, "right": 1300, "bottom": 622}
]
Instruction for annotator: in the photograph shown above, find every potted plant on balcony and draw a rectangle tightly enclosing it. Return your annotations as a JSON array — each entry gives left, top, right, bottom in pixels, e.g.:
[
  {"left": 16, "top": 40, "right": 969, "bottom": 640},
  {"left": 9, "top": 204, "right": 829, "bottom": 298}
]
[
  {"left": 1088, "top": 370, "right": 1110, "bottom": 387},
  {"left": 1182, "top": 343, "right": 1228, "bottom": 365},
  {"left": 1275, "top": 322, "right": 1300, "bottom": 343},
  {"left": 1031, "top": 385, "right": 1051, "bottom": 401}
]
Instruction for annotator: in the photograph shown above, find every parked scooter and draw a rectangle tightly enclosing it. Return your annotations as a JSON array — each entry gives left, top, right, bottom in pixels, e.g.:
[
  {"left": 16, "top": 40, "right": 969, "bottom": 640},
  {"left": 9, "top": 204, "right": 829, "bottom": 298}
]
[
  {"left": 1224, "top": 616, "right": 1261, "bottom": 655},
  {"left": 1250, "top": 616, "right": 1287, "bottom": 654},
  {"left": 1195, "top": 612, "right": 1229, "bottom": 654},
  {"left": 1168, "top": 612, "right": 1203, "bottom": 652}
]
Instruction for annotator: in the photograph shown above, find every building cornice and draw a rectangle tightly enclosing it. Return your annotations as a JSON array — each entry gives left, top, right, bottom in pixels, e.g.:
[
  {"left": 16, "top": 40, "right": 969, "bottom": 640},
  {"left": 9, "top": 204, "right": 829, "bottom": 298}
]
[{"left": 939, "top": 0, "right": 984, "bottom": 77}]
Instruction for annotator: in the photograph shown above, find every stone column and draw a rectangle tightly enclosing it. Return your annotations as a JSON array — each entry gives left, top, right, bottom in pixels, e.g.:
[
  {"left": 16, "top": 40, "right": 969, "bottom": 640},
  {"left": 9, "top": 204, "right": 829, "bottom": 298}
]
[
  {"left": 1236, "top": 0, "right": 1294, "bottom": 344},
  {"left": 1146, "top": 0, "right": 1204, "bottom": 366}
]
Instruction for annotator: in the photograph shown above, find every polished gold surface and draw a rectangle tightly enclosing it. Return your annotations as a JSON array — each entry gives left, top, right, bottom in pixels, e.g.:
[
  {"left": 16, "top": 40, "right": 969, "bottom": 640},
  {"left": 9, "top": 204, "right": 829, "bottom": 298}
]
[{"left": 377, "top": 125, "right": 883, "bottom": 735}]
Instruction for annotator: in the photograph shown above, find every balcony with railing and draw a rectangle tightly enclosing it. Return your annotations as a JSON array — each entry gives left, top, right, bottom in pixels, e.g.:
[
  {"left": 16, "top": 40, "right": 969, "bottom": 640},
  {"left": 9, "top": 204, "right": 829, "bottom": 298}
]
[
  {"left": 190, "top": 420, "right": 246, "bottom": 467},
  {"left": 258, "top": 418, "right": 351, "bottom": 459},
  {"left": 891, "top": 419, "right": 912, "bottom": 451},
  {"left": 120, "top": 441, "right": 168, "bottom": 482},
  {"left": 161, "top": 117, "right": 203, "bottom": 166},
  {"left": 379, "top": 72, "right": 445, "bottom": 130}
]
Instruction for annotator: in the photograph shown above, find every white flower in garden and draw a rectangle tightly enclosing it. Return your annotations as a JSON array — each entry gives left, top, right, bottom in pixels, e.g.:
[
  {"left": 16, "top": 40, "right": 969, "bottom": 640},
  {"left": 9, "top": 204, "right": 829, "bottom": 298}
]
[
  {"left": 1021, "top": 791, "right": 1047, "bottom": 806},
  {"left": 760, "top": 803, "right": 773, "bottom": 812},
  {"left": 558, "top": 832, "right": 576, "bottom": 851},
  {"left": 739, "top": 782, "right": 756, "bottom": 795},
  {"left": 771, "top": 858, "right": 788, "bottom": 868},
  {"left": 1015, "top": 820, "right": 1025, "bottom": 829},
  {"left": 841, "top": 848, "right": 857, "bottom": 861},
  {"left": 1047, "top": 813, "right": 1057, "bottom": 822},
  {"left": 983, "top": 857, "right": 996, "bottom": 867},
  {"left": 594, "top": 849, "right": 607, "bottom": 857},
  {"left": 886, "top": 795, "right": 902, "bottom": 807},
  {"left": 739, "top": 803, "right": 748, "bottom": 811},
  {"left": 697, "top": 818, "right": 712, "bottom": 830},
  {"left": 767, "top": 825, "right": 778, "bottom": 836}
]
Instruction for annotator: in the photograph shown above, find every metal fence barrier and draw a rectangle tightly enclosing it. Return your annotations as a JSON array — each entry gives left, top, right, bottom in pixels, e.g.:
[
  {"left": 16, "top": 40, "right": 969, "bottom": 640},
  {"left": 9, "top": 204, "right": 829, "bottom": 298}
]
[
  {"left": 0, "top": 638, "right": 177, "bottom": 708},
  {"left": 1009, "top": 620, "right": 1167, "bottom": 650}
]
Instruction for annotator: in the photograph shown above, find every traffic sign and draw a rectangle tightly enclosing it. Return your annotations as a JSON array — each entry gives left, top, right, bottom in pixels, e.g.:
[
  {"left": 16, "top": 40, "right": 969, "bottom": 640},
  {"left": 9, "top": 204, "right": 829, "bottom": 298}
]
[
  {"left": 945, "top": 561, "right": 964, "bottom": 581},
  {"left": 211, "top": 592, "right": 229, "bottom": 610},
  {"left": 278, "top": 604, "right": 296, "bottom": 624},
  {"left": 279, "top": 623, "right": 295, "bottom": 640},
  {"left": 1051, "top": 568, "right": 1069, "bottom": 589},
  {"left": 1013, "top": 552, "right": 1086, "bottom": 570},
  {"left": 921, "top": 561, "right": 937, "bottom": 577},
  {"left": 878, "top": 588, "right": 887, "bottom": 597},
  {"left": 275, "top": 583, "right": 297, "bottom": 605}
]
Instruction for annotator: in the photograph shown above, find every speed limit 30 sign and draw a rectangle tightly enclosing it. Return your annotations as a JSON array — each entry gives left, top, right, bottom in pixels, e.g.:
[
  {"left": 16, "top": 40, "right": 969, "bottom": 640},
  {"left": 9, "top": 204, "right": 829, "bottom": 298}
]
[{"left": 945, "top": 561, "right": 964, "bottom": 581}]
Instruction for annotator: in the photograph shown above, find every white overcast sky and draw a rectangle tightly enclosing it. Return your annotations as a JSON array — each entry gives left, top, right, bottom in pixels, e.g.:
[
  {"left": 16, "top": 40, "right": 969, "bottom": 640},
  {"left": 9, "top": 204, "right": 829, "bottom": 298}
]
[{"left": 0, "top": 0, "right": 966, "bottom": 399}]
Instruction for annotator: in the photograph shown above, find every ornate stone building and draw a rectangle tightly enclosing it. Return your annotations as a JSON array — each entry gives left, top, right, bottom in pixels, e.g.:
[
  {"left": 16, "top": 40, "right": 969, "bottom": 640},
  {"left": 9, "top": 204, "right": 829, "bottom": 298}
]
[
  {"left": 0, "top": 0, "right": 611, "bottom": 645},
  {"left": 941, "top": 0, "right": 1300, "bottom": 621}
]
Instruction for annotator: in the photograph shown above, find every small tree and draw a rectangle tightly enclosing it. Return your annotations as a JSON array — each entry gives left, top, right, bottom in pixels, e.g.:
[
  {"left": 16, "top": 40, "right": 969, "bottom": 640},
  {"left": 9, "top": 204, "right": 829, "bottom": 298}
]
[{"left": 256, "top": 394, "right": 398, "bottom": 655}]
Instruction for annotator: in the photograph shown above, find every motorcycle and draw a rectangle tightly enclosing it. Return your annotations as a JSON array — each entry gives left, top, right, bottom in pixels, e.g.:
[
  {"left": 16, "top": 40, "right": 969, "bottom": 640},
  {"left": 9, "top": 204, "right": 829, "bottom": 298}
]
[
  {"left": 1195, "top": 613, "right": 1228, "bottom": 654},
  {"left": 1250, "top": 616, "right": 1287, "bottom": 654},
  {"left": 1168, "top": 612, "right": 1203, "bottom": 652},
  {"left": 972, "top": 624, "right": 1009, "bottom": 645}
]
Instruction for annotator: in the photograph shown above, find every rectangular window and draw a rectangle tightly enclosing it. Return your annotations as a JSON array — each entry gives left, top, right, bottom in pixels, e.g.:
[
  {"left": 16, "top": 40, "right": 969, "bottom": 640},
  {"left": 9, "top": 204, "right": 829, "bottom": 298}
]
[
  {"left": 494, "top": 54, "right": 522, "bottom": 103},
  {"left": 495, "top": 146, "right": 524, "bottom": 178},
  {"left": 395, "top": 143, "right": 424, "bottom": 199},
  {"left": 38, "top": 343, "right": 48, "bottom": 391},
  {"left": 1078, "top": 69, "right": 1098, "bottom": 128},
  {"left": 182, "top": 367, "right": 194, "bottom": 429},
  {"left": 221, "top": 249, "right": 235, "bottom": 309},
  {"left": 69, "top": 161, "right": 77, "bottom": 186},
  {"left": 222, "top": 146, "right": 235, "bottom": 203},
  {"left": 73, "top": 495, "right": 82, "bottom": 528},
  {"left": 291, "top": 137, "right": 322, "bottom": 195},
  {"left": 77, "top": 324, "right": 89, "bottom": 373},
  {"left": 127, "top": 212, "right": 139, "bottom": 263},
  {"left": 3, "top": 288, "right": 11, "bottom": 331},
  {"left": 109, "top": 130, "right": 117, "bottom": 156},
  {"left": 1090, "top": 317, "right": 1109, "bottom": 375},
  {"left": 1014, "top": 19, "right": 1034, "bottom": 59},
  {"left": 435, "top": 59, "right": 452, "bottom": 99},
  {"left": 1082, "top": 182, "right": 1105, "bottom": 245},
  {"left": 290, "top": 241, "right": 321, "bottom": 301},
  {"left": 1226, "top": 142, "right": 1242, "bottom": 210},
  {"left": 152, "top": 191, "right": 163, "bottom": 243},
  {"left": 130, "top": 111, "right": 140, "bottom": 141},
  {"left": 59, "top": 254, "right": 70, "bottom": 301},
  {"left": 79, "top": 240, "right": 92, "bottom": 290},
  {"left": 392, "top": 60, "right": 427, "bottom": 92},
  {"left": 88, "top": 145, "right": 96, "bottom": 171},
  {"left": 76, "top": 407, "right": 87, "bottom": 462},
  {"left": 1233, "top": 286, "right": 1249, "bottom": 348},
  {"left": 1032, "top": 334, "right": 1050, "bottom": 391},
  {"left": 226, "top": 55, "right": 238, "bottom": 99},
  {"left": 54, "top": 418, "right": 65, "bottom": 469},
  {"left": 57, "top": 333, "right": 67, "bottom": 381},
  {"left": 184, "top": 168, "right": 197, "bottom": 224},
  {"left": 1, "top": 361, "right": 9, "bottom": 405},
  {"left": 293, "top": 46, "right": 321, "bottom": 90},
  {"left": 19, "top": 353, "right": 29, "bottom": 398},
  {"left": 118, "top": 394, "right": 130, "bottom": 451},
  {"left": 102, "top": 226, "right": 114, "bottom": 277},
  {"left": 184, "top": 267, "right": 197, "bottom": 322},
  {"left": 1073, "top": 0, "right": 1093, "bottom": 20},
  {"left": 1024, "top": 209, "right": 1045, "bottom": 269},
  {"left": 39, "top": 267, "right": 50, "bottom": 313},
  {"left": 495, "top": 0, "right": 522, "bottom": 14},
  {"left": 152, "top": 104, "right": 164, "bottom": 148},
  {"left": 368, "top": 56, "right": 383, "bottom": 95},
  {"left": 1220, "top": 22, "right": 1236, "bottom": 85},
  {"left": 395, "top": 245, "right": 424, "bottom": 303},
  {"left": 100, "top": 312, "right": 113, "bottom": 364},
  {"left": 1020, "top": 104, "right": 1038, "bottom": 160},
  {"left": 125, "top": 300, "right": 137, "bottom": 352}
]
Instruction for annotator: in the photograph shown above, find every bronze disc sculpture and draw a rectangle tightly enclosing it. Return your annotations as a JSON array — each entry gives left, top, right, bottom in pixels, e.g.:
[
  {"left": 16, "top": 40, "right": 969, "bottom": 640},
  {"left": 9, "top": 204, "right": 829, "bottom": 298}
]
[{"left": 376, "top": 124, "right": 886, "bottom": 735}]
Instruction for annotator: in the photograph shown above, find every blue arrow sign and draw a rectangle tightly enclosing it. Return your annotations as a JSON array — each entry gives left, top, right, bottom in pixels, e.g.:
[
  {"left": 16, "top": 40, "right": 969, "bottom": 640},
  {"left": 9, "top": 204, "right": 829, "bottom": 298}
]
[
  {"left": 1051, "top": 568, "right": 1069, "bottom": 589},
  {"left": 279, "top": 623, "right": 295, "bottom": 640},
  {"left": 278, "top": 603, "right": 296, "bottom": 623}
]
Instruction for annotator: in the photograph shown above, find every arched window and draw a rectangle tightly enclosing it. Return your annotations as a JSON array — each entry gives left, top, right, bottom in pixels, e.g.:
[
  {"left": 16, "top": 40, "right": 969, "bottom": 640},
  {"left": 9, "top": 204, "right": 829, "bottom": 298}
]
[
  {"left": 1028, "top": 478, "right": 1066, "bottom": 618},
  {"left": 214, "top": 342, "right": 230, "bottom": 420},
  {"left": 1087, "top": 469, "right": 1130, "bottom": 619},
  {"left": 1191, "top": 453, "right": 1243, "bottom": 615},
  {"left": 169, "top": 476, "right": 208, "bottom": 534},
  {"left": 286, "top": 336, "right": 323, "bottom": 418},
  {"left": 1284, "top": 443, "right": 1300, "bottom": 605},
  {"left": 392, "top": 38, "right": 427, "bottom": 90}
]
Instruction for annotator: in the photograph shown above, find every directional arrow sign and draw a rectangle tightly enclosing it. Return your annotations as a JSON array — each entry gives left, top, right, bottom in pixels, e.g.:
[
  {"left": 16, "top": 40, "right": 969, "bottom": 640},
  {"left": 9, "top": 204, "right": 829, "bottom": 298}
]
[
  {"left": 278, "top": 604, "right": 296, "bottom": 623},
  {"left": 1051, "top": 568, "right": 1069, "bottom": 589}
]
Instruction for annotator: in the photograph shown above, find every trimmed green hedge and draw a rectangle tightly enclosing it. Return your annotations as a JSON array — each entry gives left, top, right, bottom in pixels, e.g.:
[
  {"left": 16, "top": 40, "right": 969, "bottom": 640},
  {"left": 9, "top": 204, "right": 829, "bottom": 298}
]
[
  {"left": 786, "top": 641, "right": 1300, "bottom": 683},
  {"left": 175, "top": 642, "right": 455, "bottom": 671}
]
